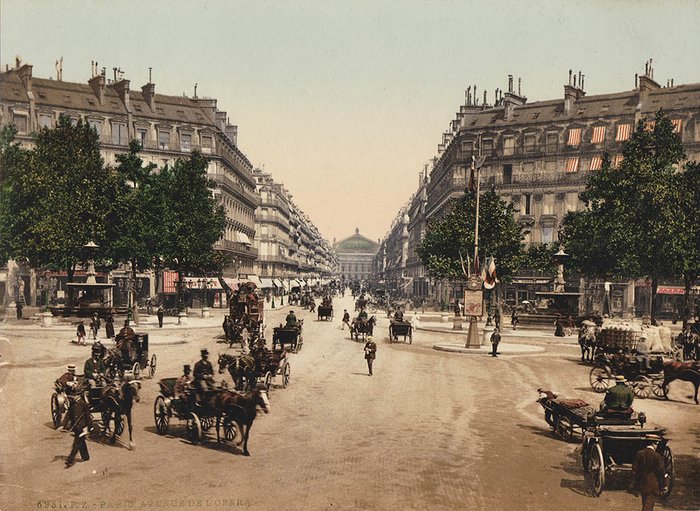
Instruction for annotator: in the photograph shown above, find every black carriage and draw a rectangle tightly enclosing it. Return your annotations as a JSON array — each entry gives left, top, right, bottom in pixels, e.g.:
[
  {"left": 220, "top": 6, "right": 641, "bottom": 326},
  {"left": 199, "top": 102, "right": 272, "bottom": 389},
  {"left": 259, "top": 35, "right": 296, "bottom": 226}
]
[
  {"left": 153, "top": 378, "right": 243, "bottom": 446},
  {"left": 51, "top": 377, "right": 126, "bottom": 436},
  {"left": 252, "top": 349, "right": 291, "bottom": 391},
  {"left": 389, "top": 320, "right": 412, "bottom": 344},
  {"left": 317, "top": 305, "right": 333, "bottom": 321},
  {"left": 272, "top": 320, "right": 304, "bottom": 353},
  {"left": 537, "top": 390, "right": 596, "bottom": 441},
  {"left": 582, "top": 415, "right": 673, "bottom": 498},
  {"left": 351, "top": 316, "right": 375, "bottom": 342},
  {"left": 119, "top": 333, "right": 156, "bottom": 380},
  {"left": 589, "top": 353, "right": 666, "bottom": 399},
  {"left": 355, "top": 298, "right": 368, "bottom": 311}
]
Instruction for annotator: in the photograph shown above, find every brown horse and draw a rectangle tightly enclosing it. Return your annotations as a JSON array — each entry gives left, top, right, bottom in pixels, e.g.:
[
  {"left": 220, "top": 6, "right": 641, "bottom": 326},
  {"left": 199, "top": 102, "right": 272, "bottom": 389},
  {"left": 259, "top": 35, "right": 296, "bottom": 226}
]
[
  {"left": 212, "top": 387, "right": 270, "bottom": 456},
  {"left": 662, "top": 360, "right": 700, "bottom": 404},
  {"left": 100, "top": 379, "right": 141, "bottom": 448},
  {"left": 218, "top": 353, "right": 256, "bottom": 391}
]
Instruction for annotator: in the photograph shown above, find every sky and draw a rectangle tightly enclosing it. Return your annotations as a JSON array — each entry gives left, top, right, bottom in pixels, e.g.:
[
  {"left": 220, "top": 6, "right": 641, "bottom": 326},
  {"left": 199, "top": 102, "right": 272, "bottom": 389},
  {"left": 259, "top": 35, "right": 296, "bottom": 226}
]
[{"left": 2, "top": 0, "right": 700, "bottom": 244}]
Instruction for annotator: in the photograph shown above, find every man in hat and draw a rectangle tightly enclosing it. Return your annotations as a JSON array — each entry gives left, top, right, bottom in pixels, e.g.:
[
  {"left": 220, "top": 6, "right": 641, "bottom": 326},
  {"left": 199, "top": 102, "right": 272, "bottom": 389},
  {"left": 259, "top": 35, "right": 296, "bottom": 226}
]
[
  {"left": 630, "top": 440, "right": 669, "bottom": 511},
  {"left": 601, "top": 375, "right": 635, "bottom": 413},
  {"left": 90, "top": 313, "right": 101, "bottom": 340},
  {"left": 84, "top": 344, "right": 106, "bottom": 389},
  {"left": 193, "top": 349, "right": 214, "bottom": 403},
  {"left": 157, "top": 306, "right": 164, "bottom": 328},
  {"left": 285, "top": 310, "right": 298, "bottom": 328},
  {"left": 56, "top": 364, "right": 78, "bottom": 391},
  {"left": 342, "top": 309, "right": 351, "bottom": 330},
  {"left": 64, "top": 393, "right": 93, "bottom": 467},
  {"left": 364, "top": 336, "right": 377, "bottom": 376},
  {"left": 174, "top": 365, "right": 192, "bottom": 399},
  {"left": 490, "top": 327, "right": 501, "bottom": 357}
]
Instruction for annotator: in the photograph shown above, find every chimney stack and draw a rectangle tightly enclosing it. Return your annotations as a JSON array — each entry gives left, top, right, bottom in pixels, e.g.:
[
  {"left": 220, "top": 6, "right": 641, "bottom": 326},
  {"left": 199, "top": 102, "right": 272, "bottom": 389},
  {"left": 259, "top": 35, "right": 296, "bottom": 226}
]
[
  {"left": 111, "top": 78, "right": 131, "bottom": 112},
  {"left": 141, "top": 81, "right": 155, "bottom": 110},
  {"left": 88, "top": 69, "right": 106, "bottom": 104},
  {"left": 563, "top": 70, "right": 586, "bottom": 115},
  {"left": 16, "top": 63, "right": 33, "bottom": 92}
]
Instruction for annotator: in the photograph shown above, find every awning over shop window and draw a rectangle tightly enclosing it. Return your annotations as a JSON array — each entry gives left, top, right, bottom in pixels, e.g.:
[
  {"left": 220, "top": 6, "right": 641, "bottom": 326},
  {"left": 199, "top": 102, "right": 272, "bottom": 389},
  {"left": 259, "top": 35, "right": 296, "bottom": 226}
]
[
  {"left": 272, "top": 279, "right": 286, "bottom": 290},
  {"left": 657, "top": 287, "right": 684, "bottom": 295},
  {"left": 236, "top": 232, "right": 251, "bottom": 245},
  {"left": 221, "top": 277, "right": 241, "bottom": 291},
  {"left": 163, "top": 271, "right": 178, "bottom": 294},
  {"left": 182, "top": 277, "right": 223, "bottom": 290},
  {"left": 249, "top": 276, "right": 264, "bottom": 288},
  {"left": 260, "top": 278, "right": 275, "bottom": 288}
]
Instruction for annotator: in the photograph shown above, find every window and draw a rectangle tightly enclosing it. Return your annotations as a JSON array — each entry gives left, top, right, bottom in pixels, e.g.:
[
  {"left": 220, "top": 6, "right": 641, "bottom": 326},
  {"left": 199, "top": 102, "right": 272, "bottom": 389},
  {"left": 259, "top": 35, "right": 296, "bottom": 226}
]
[
  {"left": 565, "top": 157, "right": 579, "bottom": 172},
  {"left": 524, "top": 133, "right": 537, "bottom": 153},
  {"left": 589, "top": 156, "right": 603, "bottom": 171},
  {"left": 261, "top": 207, "right": 269, "bottom": 218},
  {"left": 613, "top": 154, "right": 624, "bottom": 168},
  {"left": 12, "top": 114, "right": 27, "bottom": 133},
  {"left": 503, "top": 164, "right": 513, "bottom": 184},
  {"left": 541, "top": 226, "right": 554, "bottom": 244},
  {"left": 481, "top": 138, "right": 493, "bottom": 155},
  {"left": 158, "top": 130, "right": 170, "bottom": 150},
  {"left": 111, "top": 122, "right": 127, "bottom": 145},
  {"left": 38, "top": 114, "right": 53, "bottom": 129},
  {"left": 461, "top": 140, "right": 474, "bottom": 156},
  {"left": 88, "top": 119, "right": 102, "bottom": 135},
  {"left": 523, "top": 193, "right": 532, "bottom": 215},
  {"left": 591, "top": 125, "right": 606, "bottom": 144},
  {"left": 615, "top": 124, "right": 632, "bottom": 141},
  {"left": 261, "top": 225, "right": 268, "bottom": 236},
  {"left": 201, "top": 135, "right": 213, "bottom": 153},
  {"left": 136, "top": 128, "right": 147, "bottom": 147},
  {"left": 503, "top": 136, "right": 515, "bottom": 156},
  {"left": 672, "top": 119, "right": 683, "bottom": 133},
  {"left": 180, "top": 133, "right": 192, "bottom": 152},
  {"left": 567, "top": 128, "right": 581, "bottom": 146},
  {"left": 542, "top": 194, "right": 555, "bottom": 215},
  {"left": 545, "top": 132, "right": 558, "bottom": 153}
]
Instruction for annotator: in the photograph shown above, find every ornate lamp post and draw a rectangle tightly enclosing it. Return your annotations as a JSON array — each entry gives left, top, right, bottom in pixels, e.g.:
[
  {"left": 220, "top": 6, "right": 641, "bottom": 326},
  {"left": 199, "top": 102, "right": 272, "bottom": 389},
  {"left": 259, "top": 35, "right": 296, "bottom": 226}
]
[{"left": 201, "top": 278, "right": 212, "bottom": 318}]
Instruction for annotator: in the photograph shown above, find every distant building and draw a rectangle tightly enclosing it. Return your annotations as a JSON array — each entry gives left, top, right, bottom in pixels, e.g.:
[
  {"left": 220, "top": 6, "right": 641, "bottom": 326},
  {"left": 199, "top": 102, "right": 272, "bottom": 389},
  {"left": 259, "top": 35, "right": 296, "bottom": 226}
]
[{"left": 334, "top": 229, "right": 379, "bottom": 282}]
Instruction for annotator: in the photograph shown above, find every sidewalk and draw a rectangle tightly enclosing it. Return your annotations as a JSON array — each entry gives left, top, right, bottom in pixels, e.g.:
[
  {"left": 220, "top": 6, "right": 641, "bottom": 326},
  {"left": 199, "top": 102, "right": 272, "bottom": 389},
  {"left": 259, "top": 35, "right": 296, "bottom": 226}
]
[
  {"left": 433, "top": 342, "right": 545, "bottom": 355},
  {"left": 416, "top": 322, "right": 579, "bottom": 344}
]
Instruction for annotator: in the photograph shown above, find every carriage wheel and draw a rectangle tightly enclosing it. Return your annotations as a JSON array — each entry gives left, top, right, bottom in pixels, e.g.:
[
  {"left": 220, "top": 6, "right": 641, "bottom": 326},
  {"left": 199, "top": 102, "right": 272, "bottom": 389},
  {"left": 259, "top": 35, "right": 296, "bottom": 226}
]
[
  {"left": 201, "top": 416, "right": 214, "bottom": 431},
  {"left": 651, "top": 378, "right": 666, "bottom": 398},
  {"left": 149, "top": 354, "right": 157, "bottom": 377},
  {"left": 223, "top": 418, "right": 243, "bottom": 445},
  {"left": 587, "top": 442, "right": 605, "bottom": 496},
  {"left": 555, "top": 416, "right": 574, "bottom": 441},
  {"left": 187, "top": 412, "right": 202, "bottom": 444},
  {"left": 659, "top": 445, "right": 674, "bottom": 500},
  {"left": 589, "top": 367, "right": 610, "bottom": 393},
  {"left": 296, "top": 336, "right": 303, "bottom": 353},
  {"left": 633, "top": 376, "right": 652, "bottom": 399},
  {"left": 132, "top": 362, "right": 141, "bottom": 381},
  {"left": 153, "top": 396, "right": 169, "bottom": 435},
  {"left": 283, "top": 363, "right": 291, "bottom": 388},
  {"left": 264, "top": 371, "right": 273, "bottom": 391},
  {"left": 581, "top": 439, "right": 591, "bottom": 473},
  {"left": 51, "top": 393, "right": 63, "bottom": 429},
  {"left": 389, "top": 328, "right": 393, "bottom": 344}
]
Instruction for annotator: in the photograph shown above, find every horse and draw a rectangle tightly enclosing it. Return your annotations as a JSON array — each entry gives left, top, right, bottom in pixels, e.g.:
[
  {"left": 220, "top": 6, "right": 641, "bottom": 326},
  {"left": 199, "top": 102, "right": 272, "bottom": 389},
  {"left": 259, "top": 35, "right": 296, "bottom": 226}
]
[
  {"left": 100, "top": 379, "right": 141, "bottom": 448},
  {"left": 676, "top": 331, "right": 700, "bottom": 361},
  {"left": 578, "top": 324, "right": 598, "bottom": 363},
  {"left": 661, "top": 360, "right": 700, "bottom": 404},
  {"left": 218, "top": 353, "right": 256, "bottom": 391},
  {"left": 351, "top": 315, "right": 376, "bottom": 342},
  {"left": 212, "top": 387, "right": 270, "bottom": 456}
]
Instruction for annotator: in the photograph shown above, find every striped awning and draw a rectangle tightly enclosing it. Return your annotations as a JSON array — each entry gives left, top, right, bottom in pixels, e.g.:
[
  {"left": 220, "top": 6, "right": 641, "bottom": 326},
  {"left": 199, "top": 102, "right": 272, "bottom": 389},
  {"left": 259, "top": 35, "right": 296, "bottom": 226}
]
[
  {"left": 672, "top": 119, "right": 683, "bottom": 133},
  {"left": 182, "top": 277, "right": 223, "bottom": 290},
  {"left": 645, "top": 120, "right": 656, "bottom": 132},
  {"left": 567, "top": 128, "right": 581, "bottom": 146},
  {"left": 589, "top": 156, "right": 603, "bottom": 171},
  {"left": 615, "top": 124, "right": 632, "bottom": 142},
  {"left": 591, "top": 126, "right": 606, "bottom": 144},
  {"left": 613, "top": 154, "right": 624, "bottom": 168},
  {"left": 272, "top": 279, "right": 286, "bottom": 290},
  {"left": 565, "top": 157, "right": 579, "bottom": 173},
  {"left": 236, "top": 232, "right": 251, "bottom": 245},
  {"left": 163, "top": 271, "right": 178, "bottom": 294}
]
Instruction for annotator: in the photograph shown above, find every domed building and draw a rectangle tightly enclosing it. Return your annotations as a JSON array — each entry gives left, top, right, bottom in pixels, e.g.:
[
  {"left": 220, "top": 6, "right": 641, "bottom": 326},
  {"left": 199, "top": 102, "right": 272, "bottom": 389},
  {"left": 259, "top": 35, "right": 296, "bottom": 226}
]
[{"left": 334, "top": 228, "right": 380, "bottom": 282}]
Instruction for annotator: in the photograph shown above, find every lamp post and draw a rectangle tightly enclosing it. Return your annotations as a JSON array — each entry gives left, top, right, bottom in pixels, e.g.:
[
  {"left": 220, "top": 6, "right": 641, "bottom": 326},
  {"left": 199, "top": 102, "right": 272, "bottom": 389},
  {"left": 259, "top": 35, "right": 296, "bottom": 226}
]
[
  {"left": 201, "top": 278, "right": 212, "bottom": 318},
  {"left": 466, "top": 153, "right": 486, "bottom": 348}
]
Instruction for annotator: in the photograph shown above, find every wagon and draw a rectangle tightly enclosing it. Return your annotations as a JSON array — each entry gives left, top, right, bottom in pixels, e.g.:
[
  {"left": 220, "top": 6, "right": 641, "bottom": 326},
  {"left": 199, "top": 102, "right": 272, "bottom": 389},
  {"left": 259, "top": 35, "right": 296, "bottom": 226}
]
[
  {"left": 588, "top": 354, "right": 666, "bottom": 399},
  {"left": 582, "top": 414, "right": 674, "bottom": 498},
  {"left": 317, "top": 305, "right": 333, "bottom": 321},
  {"left": 272, "top": 322, "right": 304, "bottom": 353},
  {"left": 389, "top": 320, "right": 412, "bottom": 344},
  {"left": 153, "top": 378, "right": 243, "bottom": 446},
  {"left": 537, "top": 390, "right": 596, "bottom": 441},
  {"left": 253, "top": 349, "right": 291, "bottom": 391}
]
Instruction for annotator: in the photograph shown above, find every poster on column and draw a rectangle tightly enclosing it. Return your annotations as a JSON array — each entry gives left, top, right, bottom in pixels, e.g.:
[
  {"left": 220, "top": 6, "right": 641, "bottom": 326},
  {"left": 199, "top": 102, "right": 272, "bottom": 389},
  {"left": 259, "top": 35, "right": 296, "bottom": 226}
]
[{"left": 463, "top": 290, "right": 484, "bottom": 317}]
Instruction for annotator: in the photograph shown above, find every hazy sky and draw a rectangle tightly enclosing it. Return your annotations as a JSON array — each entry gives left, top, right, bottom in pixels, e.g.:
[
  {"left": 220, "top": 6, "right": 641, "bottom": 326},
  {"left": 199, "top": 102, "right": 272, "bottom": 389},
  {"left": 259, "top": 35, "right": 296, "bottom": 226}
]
[{"left": 2, "top": 0, "right": 700, "bottom": 244}]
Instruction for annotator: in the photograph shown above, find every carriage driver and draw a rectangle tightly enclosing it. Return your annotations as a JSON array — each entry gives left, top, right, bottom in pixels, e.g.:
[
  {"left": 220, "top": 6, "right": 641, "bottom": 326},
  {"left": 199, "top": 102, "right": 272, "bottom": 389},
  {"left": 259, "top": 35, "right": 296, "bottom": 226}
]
[
  {"left": 600, "top": 375, "right": 635, "bottom": 414},
  {"left": 193, "top": 349, "right": 214, "bottom": 404},
  {"left": 56, "top": 364, "right": 78, "bottom": 392},
  {"left": 84, "top": 344, "right": 106, "bottom": 389},
  {"left": 174, "top": 364, "right": 193, "bottom": 399},
  {"left": 393, "top": 308, "right": 404, "bottom": 322},
  {"left": 358, "top": 307, "right": 369, "bottom": 324},
  {"left": 285, "top": 310, "right": 298, "bottom": 328}
]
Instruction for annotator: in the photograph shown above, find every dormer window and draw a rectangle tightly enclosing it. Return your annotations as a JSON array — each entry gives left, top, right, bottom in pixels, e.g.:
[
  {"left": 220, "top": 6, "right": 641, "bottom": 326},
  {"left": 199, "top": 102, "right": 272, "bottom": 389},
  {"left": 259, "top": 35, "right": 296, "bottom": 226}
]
[
  {"left": 111, "top": 122, "right": 127, "bottom": 145},
  {"left": 158, "top": 129, "right": 170, "bottom": 150}
]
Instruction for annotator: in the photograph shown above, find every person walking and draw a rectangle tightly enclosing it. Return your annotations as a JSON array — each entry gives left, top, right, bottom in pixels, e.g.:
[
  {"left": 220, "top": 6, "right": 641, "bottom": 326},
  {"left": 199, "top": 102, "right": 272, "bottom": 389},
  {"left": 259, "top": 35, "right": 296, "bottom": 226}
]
[
  {"left": 490, "top": 327, "right": 501, "bottom": 357},
  {"left": 554, "top": 314, "right": 565, "bottom": 337},
  {"left": 157, "top": 306, "right": 164, "bottom": 328},
  {"left": 76, "top": 322, "right": 87, "bottom": 345},
  {"left": 105, "top": 311, "right": 115, "bottom": 339},
  {"left": 342, "top": 309, "right": 351, "bottom": 330},
  {"left": 566, "top": 314, "right": 575, "bottom": 336},
  {"left": 90, "top": 313, "right": 100, "bottom": 340},
  {"left": 511, "top": 308, "right": 519, "bottom": 331},
  {"left": 363, "top": 336, "right": 377, "bottom": 376},
  {"left": 64, "top": 394, "right": 93, "bottom": 467},
  {"left": 494, "top": 308, "right": 501, "bottom": 330},
  {"left": 630, "top": 442, "right": 668, "bottom": 511},
  {"left": 15, "top": 301, "right": 23, "bottom": 319}
]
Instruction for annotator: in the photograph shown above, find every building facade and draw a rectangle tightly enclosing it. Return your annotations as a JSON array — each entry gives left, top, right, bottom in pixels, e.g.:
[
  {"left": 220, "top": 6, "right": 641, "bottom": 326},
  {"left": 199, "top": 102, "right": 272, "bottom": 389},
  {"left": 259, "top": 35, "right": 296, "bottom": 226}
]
[{"left": 335, "top": 229, "right": 379, "bottom": 282}]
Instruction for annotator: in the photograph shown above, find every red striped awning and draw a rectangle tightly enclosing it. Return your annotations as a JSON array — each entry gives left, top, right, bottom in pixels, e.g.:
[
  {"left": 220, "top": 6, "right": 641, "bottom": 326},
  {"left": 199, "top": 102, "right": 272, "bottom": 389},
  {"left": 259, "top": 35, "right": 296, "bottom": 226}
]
[
  {"left": 566, "top": 157, "right": 579, "bottom": 172},
  {"left": 589, "top": 156, "right": 603, "bottom": 171},
  {"left": 615, "top": 124, "right": 631, "bottom": 142},
  {"left": 658, "top": 287, "right": 684, "bottom": 295},
  {"left": 645, "top": 120, "right": 656, "bottom": 132},
  {"left": 163, "top": 271, "right": 178, "bottom": 294},
  {"left": 567, "top": 128, "right": 581, "bottom": 146},
  {"left": 591, "top": 126, "right": 606, "bottom": 144},
  {"left": 672, "top": 119, "right": 683, "bottom": 133},
  {"left": 613, "top": 154, "right": 624, "bottom": 168}
]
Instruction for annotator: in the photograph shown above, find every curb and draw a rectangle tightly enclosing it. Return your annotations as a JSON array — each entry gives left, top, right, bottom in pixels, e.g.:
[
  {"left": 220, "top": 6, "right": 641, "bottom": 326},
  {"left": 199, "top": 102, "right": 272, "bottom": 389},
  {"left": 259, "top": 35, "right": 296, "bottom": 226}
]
[{"left": 432, "top": 342, "right": 546, "bottom": 355}]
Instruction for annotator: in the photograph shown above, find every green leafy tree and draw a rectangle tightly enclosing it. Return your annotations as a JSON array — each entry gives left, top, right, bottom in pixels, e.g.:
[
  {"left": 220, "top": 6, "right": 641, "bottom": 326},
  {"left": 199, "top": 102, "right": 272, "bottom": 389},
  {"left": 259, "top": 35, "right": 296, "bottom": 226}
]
[
  {"left": 560, "top": 111, "right": 686, "bottom": 322},
  {"left": 159, "top": 151, "right": 226, "bottom": 310},
  {"left": 0, "top": 116, "right": 118, "bottom": 293},
  {"left": 417, "top": 188, "right": 524, "bottom": 282},
  {"left": 521, "top": 242, "right": 558, "bottom": 276}
]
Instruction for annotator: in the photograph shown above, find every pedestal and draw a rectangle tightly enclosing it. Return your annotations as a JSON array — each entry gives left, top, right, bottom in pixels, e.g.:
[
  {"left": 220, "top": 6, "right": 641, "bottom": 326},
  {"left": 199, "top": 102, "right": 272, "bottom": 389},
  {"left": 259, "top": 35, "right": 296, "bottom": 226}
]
[
  {"left": 40, "top": 311, "right": 54, "bottom": 327},
  {"left": 201, "top": 307, "right": 211, "bottom": 318},
  {"left": 465, "top": 317, "right": 481, "bottom": 348},
  {"left": 178, "top": 312, "right": 189, "bottom": 325},
  {"left": 453, "top": 316, "right": 463, "bottom": 330}
]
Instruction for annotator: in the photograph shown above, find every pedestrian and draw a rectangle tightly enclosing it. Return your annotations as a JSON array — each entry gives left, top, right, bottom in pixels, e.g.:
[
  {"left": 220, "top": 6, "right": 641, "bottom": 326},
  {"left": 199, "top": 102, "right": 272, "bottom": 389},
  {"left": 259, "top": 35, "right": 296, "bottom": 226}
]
[
  {"left": 490, "top": 327, "right": 501, "bottom": 357},
  {"left": 76, "top": 322, "right": 86, "bottom": 345},
  {"left": 16, "top": 301, "right": 23, "bottom": 319},
  {"left": 554, "top": 314, "right": 565, "bottom": 337},
  {"left": 105, "top": 312, "right": 115, "bottom": 338},
  {"left": 157, "top": 306, "right": 164, "bottom": 328},
  {"left": 566, "top": 314, "right": 575, "bottom": 336},
  {"left": 363, "top": 336, "right": 377, "bottom": 376},
  {"left": 64, "top": 394, "right": 93, "bottom": 467},
  {"left": 342, "top": 309, "right": 351, "bottom": 330},
  {"left": 511, "top": 308, "right": 519, "bottom": 331},
  {"left": 90, "top": 313, "right": 100, "bottom": 340},
  {"left": 494, "top": 308, "right": 501, "bottom": 330},
  {"left": 629, "top": 441, "right": 668, "bottom": 511}
]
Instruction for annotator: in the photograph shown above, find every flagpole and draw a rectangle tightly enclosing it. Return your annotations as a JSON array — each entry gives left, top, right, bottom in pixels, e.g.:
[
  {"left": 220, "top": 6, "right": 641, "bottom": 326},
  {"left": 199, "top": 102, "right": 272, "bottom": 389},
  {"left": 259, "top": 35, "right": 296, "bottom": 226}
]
[{"left": 473, "top": 153, "right": 481, "bottom": 275}]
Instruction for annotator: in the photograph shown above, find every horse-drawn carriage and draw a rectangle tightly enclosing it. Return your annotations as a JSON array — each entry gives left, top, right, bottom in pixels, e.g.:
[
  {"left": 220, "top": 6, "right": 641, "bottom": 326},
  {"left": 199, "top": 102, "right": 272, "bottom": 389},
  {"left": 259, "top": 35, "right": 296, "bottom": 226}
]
[
  {"left": 589, "top": 353, "right": 666, "bottom": 399},
  {"left": 537, "top": 389, "right": 597, "bottom": 441},
  {"left": 389, "top": 320, "right": 412, "bottom": 344},
  {"left": 355, "top": 298, "right": 368, "bottom": 311},
  {"left": 222, "top": 282, "right": 265, "bottom": 348},
  {"left": 317, "top": 304, "right": 333, "bottom": 321},
  {"left": 351, "top": 316, "right": 376, "bottom": 342},
  {"left": 116, "top": 333, "right": 157, "bottom": 380},
  {"left": 272, "top": 320, "right": 304, "bottom": 353}
]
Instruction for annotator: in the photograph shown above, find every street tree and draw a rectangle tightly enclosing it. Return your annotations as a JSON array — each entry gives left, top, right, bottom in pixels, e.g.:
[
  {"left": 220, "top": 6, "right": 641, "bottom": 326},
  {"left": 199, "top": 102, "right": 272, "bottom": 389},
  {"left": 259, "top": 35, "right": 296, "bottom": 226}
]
[
  {"left": 158, "top": 151, "right": 226, "bottom": 310},
  {"left": 560, "top": 111, "right": 686, "bottom": 322},
  {"left": 417, "top": 188, "right": 524, "bottom": 282}
]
